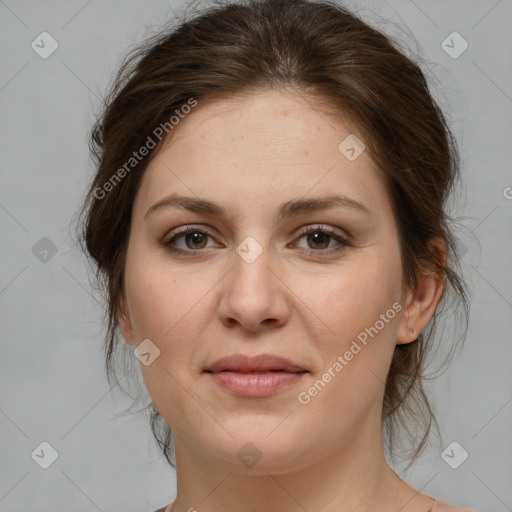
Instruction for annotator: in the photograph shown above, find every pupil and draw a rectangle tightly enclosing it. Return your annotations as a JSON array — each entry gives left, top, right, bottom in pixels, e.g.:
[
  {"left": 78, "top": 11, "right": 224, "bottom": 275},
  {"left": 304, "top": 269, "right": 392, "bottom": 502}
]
[
  {"left": 188, "top": 232, "right": 205, "bottom": 248},
  {"left": 309, "top": 232, "right": 329, "bottom": 249}
]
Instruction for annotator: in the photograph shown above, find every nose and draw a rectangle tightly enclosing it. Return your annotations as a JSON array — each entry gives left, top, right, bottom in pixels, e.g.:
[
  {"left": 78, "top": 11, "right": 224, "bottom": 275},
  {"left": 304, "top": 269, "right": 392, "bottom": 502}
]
[{"left": 216, "top": 242, "right": 291, "bottom": 333}]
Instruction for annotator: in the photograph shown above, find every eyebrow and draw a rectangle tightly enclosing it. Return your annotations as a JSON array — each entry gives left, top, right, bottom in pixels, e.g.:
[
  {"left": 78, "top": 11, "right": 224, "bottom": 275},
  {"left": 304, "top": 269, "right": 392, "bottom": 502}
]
[{"left": 144, "top": 193, "right": 372, "bottom": 222}]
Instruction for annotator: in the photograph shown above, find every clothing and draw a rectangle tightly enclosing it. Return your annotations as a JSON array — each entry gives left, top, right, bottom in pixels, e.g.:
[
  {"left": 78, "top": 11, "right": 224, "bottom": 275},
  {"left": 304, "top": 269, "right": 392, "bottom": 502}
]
[
  {"left": 431, "top": 499, "right": 475, "bottom": 511},
  {"left": 153, "top": 499, "right": 475, "bottom": 512}
]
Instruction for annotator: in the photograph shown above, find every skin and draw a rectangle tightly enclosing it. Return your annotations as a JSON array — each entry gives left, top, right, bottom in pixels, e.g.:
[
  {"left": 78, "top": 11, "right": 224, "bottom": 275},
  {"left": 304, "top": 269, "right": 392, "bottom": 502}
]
[{"left": 118, "top": 89, "right": 445, "bottom": 512}]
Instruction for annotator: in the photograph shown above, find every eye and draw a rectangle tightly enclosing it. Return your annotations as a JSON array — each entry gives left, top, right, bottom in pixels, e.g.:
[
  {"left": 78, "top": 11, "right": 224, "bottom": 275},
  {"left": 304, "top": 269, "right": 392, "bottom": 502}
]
[
  {"left": 163, "top": 226, "right": 217, "bottom": 255},
  {"left": 292, "top": 225, "right": 350, "bottom": 255}
]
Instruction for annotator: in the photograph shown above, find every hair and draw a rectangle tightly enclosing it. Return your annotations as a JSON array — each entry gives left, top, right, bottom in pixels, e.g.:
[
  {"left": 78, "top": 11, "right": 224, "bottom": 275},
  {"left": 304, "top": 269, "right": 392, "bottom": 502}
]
[{"left": 74, "top": 0, "right": 469, "bottom": 470}]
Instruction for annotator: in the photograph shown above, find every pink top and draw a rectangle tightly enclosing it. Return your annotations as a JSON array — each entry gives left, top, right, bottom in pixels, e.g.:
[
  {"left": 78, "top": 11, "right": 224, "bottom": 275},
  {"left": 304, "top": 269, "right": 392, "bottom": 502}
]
[
  {"left": 431, "top": 499, "right": 475, "bottom": 511},
  {"left": 154, "top": 499, "right": 475, "bottom": 512}
]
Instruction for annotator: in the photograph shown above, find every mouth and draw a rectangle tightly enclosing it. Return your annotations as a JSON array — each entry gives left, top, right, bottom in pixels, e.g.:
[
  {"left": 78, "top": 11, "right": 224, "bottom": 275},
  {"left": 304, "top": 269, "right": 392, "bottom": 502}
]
[
  {"left": 204, "top": 354, "right": 308, "bottom": 397},
  {"left": 204, "top": 353, "right": 307, "bottom": 373}
]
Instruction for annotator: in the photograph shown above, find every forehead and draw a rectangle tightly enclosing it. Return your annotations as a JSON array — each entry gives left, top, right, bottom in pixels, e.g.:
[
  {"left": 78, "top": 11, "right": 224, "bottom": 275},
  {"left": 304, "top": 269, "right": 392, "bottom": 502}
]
[
  {"left": 134, "top": 89, "right": 389, "bottom": 219},
  {"left": 159, "top": 89, "right": 362, "bottom": 157}
]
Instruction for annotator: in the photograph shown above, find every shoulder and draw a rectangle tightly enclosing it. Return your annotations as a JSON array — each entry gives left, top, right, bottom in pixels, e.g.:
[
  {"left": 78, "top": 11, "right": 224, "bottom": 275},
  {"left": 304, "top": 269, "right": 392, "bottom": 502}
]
[
  {"left": 431, "top": 498, "right": 476, "bottom": 512},
  {"left": 152, "top": 500, "right": 476, "bottom": 512}
]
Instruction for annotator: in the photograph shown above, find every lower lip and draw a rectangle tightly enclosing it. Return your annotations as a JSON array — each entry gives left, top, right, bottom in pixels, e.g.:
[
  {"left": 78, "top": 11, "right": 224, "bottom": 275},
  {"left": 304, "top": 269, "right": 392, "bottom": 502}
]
[{"left": 207, "top": 371, "right": 306, "bottom": 397}]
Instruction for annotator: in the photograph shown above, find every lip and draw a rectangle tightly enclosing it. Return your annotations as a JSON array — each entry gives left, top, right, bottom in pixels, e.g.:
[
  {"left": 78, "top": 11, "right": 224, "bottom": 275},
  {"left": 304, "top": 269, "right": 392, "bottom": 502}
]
[
  {"left": 204, "top": 354, "right": 308, "bottom": 397},
  {"left": 205, "top": 353, "right": 307, "bottom": 373}
]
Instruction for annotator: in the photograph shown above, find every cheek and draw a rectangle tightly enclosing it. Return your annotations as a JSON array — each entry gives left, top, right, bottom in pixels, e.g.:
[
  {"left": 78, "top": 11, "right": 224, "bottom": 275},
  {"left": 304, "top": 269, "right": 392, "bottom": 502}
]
[
  {"left": 298, "top": 248, "right": 403, "bottom": 405},
  {"left": 125, "top": 251, "right": 200, "bottom": 338},
  {"left": 124, "top": 261, "right": 209, "bottom": 428},
  {"left": 124, "top": 256, "right": 213, "bottom": 382},
  {"left": 303, "top": 251, "right": 403, "bottom": 347}
]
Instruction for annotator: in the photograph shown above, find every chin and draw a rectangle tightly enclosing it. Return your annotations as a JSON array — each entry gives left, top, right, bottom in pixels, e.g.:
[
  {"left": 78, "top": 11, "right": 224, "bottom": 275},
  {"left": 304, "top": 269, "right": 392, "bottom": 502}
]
[{"left": 198, "top": 424, "right": 320, "bottom": 475}]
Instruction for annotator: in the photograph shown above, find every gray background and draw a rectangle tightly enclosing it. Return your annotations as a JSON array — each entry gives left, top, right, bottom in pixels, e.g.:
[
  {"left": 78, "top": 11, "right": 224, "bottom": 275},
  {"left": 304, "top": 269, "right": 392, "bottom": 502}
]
[{"left": 1, "top": 0, "right": 511, "bottom": 511}]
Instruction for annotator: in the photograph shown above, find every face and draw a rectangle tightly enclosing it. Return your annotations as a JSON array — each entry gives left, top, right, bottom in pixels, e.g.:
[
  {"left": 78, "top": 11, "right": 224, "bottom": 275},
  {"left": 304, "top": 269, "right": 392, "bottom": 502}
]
[{"left": 118, "top": 89, "right": 418, "bottom": 474}]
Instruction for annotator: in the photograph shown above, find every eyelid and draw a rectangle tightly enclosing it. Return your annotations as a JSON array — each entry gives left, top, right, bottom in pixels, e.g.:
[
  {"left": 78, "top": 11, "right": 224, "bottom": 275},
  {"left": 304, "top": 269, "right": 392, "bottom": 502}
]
[
  {"left": 163, "top": 224, "right": 218, "bottom": 245},
  {"left": 293, "top": 224, "right": 350, "bottom": 242}
]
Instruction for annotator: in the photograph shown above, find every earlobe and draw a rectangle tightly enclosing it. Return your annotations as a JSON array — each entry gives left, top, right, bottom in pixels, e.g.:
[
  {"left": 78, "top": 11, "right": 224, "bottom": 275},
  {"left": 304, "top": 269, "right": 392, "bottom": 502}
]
[
  {"left": 396, "top": 293, "right": 422, "bottom": 345},
  {"left": 396, "top": 291, "right": 419, "bottom": 345},
  {"left": 396, "top": 238, "right": 446, "bottom": 345}
]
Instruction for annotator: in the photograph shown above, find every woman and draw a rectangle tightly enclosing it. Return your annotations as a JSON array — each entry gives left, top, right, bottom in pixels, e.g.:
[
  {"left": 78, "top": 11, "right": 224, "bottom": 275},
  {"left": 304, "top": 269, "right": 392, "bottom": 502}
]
[{"left": 76, "top": 0, "right": 473, "bottom": 510}]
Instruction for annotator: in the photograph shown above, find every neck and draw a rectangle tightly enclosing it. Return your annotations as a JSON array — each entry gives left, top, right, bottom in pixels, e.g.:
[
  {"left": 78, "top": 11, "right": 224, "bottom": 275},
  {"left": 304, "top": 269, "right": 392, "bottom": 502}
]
[{"left": 168, "top": 417, "right": 428, "bottom": 512}]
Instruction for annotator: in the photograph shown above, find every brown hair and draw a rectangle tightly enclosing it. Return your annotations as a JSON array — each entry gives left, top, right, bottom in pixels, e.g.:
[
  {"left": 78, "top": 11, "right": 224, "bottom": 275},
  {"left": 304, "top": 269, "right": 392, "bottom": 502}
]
[{"left": 74, "top": 0, "right": 469, "bottom": 468}]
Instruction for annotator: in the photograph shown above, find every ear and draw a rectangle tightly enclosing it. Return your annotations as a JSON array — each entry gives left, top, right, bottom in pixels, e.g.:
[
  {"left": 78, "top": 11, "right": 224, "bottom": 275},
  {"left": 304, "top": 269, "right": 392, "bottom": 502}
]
[
  {"left": 396, "top": 238, "right": 446, "bottom": 345},
  {"left": 117, "top": 296, "right": 137, "bottom": 347}
]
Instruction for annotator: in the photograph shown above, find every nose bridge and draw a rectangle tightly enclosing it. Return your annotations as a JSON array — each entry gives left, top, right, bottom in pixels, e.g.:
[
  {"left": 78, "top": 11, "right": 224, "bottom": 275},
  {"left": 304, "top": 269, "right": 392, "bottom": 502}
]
[
  {"left": 217, "top": 234, "right": 289, "bottom": 330},
  {"left": 235, "top": 235, "right": 273, "bottom": 290}
]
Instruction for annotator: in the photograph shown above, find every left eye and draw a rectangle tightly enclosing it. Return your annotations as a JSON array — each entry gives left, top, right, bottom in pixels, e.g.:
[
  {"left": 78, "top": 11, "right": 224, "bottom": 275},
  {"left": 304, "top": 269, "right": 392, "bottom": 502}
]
[
  {"left": 292, "top": 226, "right": 349, "bottom": 253},
  {"left": 163, "top": 225, "right": 349, "bottom": 255}
]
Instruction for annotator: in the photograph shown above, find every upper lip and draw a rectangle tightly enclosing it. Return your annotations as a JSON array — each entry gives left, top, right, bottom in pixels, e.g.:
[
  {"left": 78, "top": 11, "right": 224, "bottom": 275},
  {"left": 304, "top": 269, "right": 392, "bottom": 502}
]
[{"left": 204, "top": 354, "right": 307, "bottom": 373}]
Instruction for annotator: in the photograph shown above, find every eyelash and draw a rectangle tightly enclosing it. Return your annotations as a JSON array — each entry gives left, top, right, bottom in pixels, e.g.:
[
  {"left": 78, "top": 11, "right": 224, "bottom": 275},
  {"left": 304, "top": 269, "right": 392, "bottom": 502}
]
[{"left": 162, "top": 225, "right": 350, "bottom": 256}]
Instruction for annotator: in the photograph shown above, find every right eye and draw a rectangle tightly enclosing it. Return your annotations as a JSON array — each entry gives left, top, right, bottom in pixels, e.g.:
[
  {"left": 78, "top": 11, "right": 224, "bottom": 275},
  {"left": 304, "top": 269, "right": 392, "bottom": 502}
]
[{"left": 163, "top": 226, "right": 218, "bottom": 255}]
